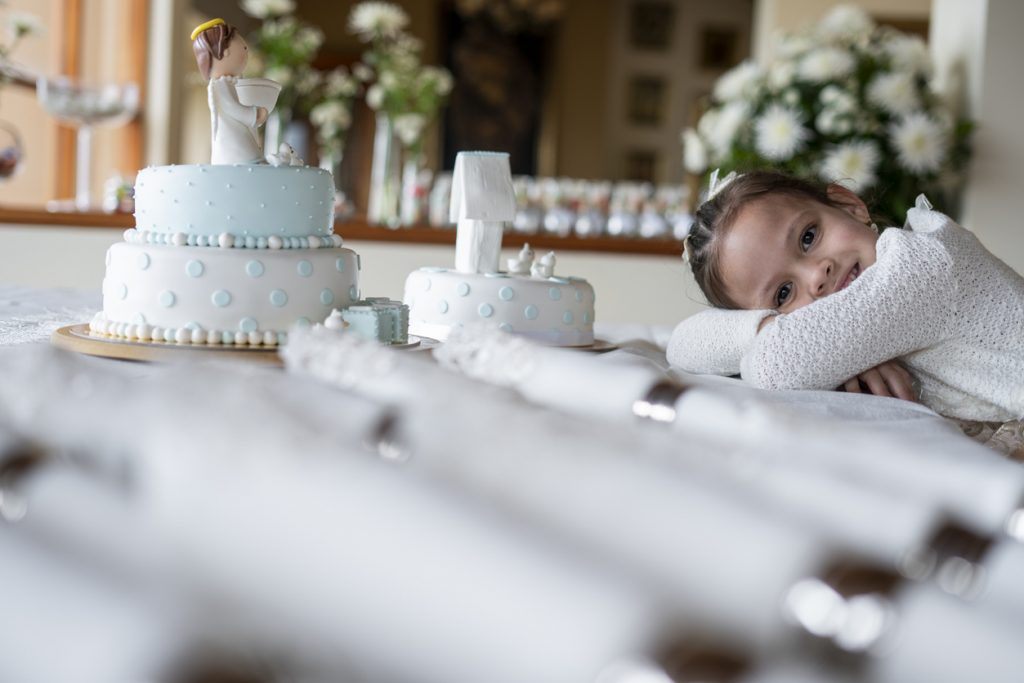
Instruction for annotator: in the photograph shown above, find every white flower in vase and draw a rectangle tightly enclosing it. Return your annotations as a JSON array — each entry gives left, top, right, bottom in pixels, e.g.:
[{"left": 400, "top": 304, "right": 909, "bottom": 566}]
[
  {"left": 366, "top": 84, "right": 385, "bottom": 109},
  {"left": 325, "top": 68, "right": 360, "bottom": 98},
  {"left": 817, "top": 4, "right": 875, "bottom": 43},
  {"left": 797, "top": 46, "right": 856, "bottom": 82},
  {"left": 393, "top": 113, "right": 427, "bottom": 148},
  {"left": 701, "top": 100, "right": 748, "bottom": 162},
  {"left": 767, "top": 60, "right": 796, "bottom": 90},
  {"left": 241, "top": 0, "right": 296, "bottom": 19},
  {"left": 297, "top": 26, "right": 325, "bottom": 53},
  {"left": 311, "top": 101, "right": 352, "bottom": 136},
  {"left": 867, "top": 72, "right": 920, "bottom": 116},
  {"left": 353, "top": 63, "right": 375, "bottom": 82},
  {"left": 890, "top": 112, "right": 947, "bottom": 174},
  {"left": 754, "top": 104, "right": 810, "bottom": 161},
  {"left": 882, "top": 34, "right": 933, "bottom": 78},
  {"left": 349, "top": 1, "right": 409, "bottom": 40},
  {"left": 265, "top": 65, "right": 294, "bottom": 87},
  {"left": 820, "top": 140, "right": 880, "bottom": 193},
  {"left": 681, "top": 128, "right": 708, "bottom": 174},
  {"left": 712, "top": 61, "right": 762, "bottom": 102},
  {"left": 5, "top": 10, "right": 43, "bottom": 41}
]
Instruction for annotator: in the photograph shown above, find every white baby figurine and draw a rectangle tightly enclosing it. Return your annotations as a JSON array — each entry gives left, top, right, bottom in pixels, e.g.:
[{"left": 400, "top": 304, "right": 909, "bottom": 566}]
[
  {"left": 531, "top": 251, "right": 556, "bottom": 279},
  {"left": 507, "top": 243, "right": 535, "bottom": 275},
  {"left": 323, "top": 309, "right": 349, "bottom": 332},
  {"left": 192, "top": 18, "right": 268, "bottom": 165}
]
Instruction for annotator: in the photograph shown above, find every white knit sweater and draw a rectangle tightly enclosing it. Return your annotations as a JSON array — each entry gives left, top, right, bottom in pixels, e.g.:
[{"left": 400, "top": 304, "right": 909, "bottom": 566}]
[{"left": 667, "top": 196, "right": 1024, "bottom": 421}]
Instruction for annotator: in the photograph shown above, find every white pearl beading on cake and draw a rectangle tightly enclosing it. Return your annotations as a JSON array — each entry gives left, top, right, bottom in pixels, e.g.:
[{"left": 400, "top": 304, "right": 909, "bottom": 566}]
[
  {"left": 123, "top": 228, "right": 344, "bottom": 250},
  {"left": 90, "top": 312, "right": 285, "bottom": 347}
]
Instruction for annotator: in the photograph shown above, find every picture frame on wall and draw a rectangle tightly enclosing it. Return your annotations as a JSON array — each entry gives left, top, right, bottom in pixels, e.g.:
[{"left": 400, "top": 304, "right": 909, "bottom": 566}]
[
  {"left": 627, "top": 75, "right": 667, "bottom": 126},
  {"left": 698, "top": 25, "right": 739, "bottom": 71},
  {"left": 629, "top": 1, "right": 675, "bottom": 51}
]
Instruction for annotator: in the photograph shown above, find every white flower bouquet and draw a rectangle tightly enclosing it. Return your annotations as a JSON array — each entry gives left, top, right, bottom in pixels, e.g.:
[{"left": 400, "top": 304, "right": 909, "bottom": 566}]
[
  {"left": 349, "top": 1, "right": 453, "bottom": 157},
  {"left": 240, "top": 0, "right": 324, "bottom": 122},
  {"left": 682, "top": 5, "right": 972, "bottom": 222}
]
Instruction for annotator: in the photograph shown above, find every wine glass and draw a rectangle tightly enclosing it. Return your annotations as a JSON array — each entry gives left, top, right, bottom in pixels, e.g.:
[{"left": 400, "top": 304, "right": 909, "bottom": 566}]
[{"left": 36, "top": 76, "right": 139, "bottom": 211}]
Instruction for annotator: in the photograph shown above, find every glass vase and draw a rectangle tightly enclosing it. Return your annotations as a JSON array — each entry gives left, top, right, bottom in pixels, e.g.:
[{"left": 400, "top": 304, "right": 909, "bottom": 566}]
[
  {"left": 367, "top": 111, "right": 401, "bottom": 228},
  {"left": 319, "top": 146, "right": 355, "bottom": 221},
  {"left": 400, "top": 152, "right": 432, "bottom": 227}
]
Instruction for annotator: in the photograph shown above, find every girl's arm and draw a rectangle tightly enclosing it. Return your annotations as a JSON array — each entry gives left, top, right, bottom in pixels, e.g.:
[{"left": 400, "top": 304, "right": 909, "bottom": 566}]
[
  {"left": 211, "top": 79, "right": 258, "bottom": 126},
  {"left": 740, "top": 227, "right": 957, "bottom": 391},
  {"left": 667, "top": 308, "right": 775, "bottom": 375}
]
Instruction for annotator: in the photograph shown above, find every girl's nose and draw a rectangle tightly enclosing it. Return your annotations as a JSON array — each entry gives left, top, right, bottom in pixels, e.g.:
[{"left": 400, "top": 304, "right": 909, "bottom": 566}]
[{"left": 811, "top": 260, "right": 834, "bottom": 298}]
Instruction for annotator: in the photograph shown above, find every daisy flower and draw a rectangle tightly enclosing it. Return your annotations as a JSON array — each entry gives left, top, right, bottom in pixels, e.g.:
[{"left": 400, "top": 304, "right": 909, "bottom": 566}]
[
  {"left": 883, "top": 34, "right": 932, "bottom": 77},
  {"left": 820, "top": 140, "right": 880, "bottom": 192},
  {"left": 818, "top": 4, "right": 875, "bottom": 43},
  {"left": 241, "top": 0, "right": 295, "bottom": 19},
  {"left": 681, "top": 128, "right": 708, "bottom": 174},
  {"left": 755, "top": 104, "right": 810, "bottom": 161},
  {"left": 702, "top": 101, "right": 749, "bottom": 160},
  {"left": 867, "top": 72, "right": 919, "bottom": 116},
  {"left": 797, "top": 46, "right": 856, "bottom": 82},
  {"left": 349, "top": 2, "right": 409, "bottom": 40},
  {"left": 713, "top": 61, "right": 762, "bottom": 102},
  {"left": 890, "top": 112, "right": 947, "bottom": 174}
]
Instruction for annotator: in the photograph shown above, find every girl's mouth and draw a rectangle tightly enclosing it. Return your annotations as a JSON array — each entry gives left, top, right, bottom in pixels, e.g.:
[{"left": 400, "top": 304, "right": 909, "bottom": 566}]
[{"left": 836, "top": 263, "right": 860, "bottom": 292}]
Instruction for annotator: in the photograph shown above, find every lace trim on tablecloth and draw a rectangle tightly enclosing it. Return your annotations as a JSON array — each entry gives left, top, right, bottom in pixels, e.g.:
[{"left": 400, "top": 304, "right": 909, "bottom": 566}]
[{"left": 0, "top": 305, "right": 98, "bottom": 346}]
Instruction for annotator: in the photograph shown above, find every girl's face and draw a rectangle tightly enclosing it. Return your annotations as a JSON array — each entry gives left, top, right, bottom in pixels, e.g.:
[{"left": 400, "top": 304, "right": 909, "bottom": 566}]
[{"left": 717, "top": 186, "right": 879, "bottom": 313}]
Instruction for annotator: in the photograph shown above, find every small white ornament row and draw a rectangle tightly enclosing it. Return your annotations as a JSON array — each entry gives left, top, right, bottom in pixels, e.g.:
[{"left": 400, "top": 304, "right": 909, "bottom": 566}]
[
  {"left": 123, "top": 228, "right": 344, "bottom": 250},
  {"left": 90, "top": 314, "right": 288, "bottom": 347}
]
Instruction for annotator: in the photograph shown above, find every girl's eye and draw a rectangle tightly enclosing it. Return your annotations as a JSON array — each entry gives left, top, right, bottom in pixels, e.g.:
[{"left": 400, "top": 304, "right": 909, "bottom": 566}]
[
  {"left": 775, "top": 282, "right": 792, "bottom": 307},
  {"left": 800, "top": 224, "right": 817, "bottom": 250}
]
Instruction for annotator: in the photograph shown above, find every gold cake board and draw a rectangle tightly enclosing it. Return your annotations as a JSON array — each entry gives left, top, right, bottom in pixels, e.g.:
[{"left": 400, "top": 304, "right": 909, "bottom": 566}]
[{"left": 52, "top": 324, "right": 285, "bottom": 366}]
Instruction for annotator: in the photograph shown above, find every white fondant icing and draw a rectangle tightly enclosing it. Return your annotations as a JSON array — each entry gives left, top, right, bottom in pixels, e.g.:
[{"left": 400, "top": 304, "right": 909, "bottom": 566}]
[
  {"left": 134, "top": 165, "right": 335, "bottom": 239},
  {"left": 404, "top": 268, "right": 594, "bottom": 346}
]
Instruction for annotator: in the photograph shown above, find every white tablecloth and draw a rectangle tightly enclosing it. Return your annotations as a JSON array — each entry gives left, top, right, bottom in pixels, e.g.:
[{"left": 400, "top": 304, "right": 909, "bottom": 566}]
[{"left": 2, "top": 285, "right": 1023, "bottom": 683}]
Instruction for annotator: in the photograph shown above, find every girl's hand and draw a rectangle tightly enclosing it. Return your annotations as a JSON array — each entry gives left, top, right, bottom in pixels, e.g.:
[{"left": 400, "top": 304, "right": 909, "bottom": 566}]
[{"left": 841, "top": 360, "right": 917, "bottom": 401}]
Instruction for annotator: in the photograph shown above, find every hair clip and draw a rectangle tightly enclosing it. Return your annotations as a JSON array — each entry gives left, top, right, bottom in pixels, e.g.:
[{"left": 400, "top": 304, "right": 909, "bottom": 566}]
[{"left": 706, "top": 168, "right": 739, "bottom": 202}]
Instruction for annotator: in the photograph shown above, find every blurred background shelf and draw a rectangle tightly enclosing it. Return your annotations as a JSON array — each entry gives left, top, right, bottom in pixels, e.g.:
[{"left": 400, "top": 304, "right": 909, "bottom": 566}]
[{"left": 0, "top": 206, "right": 685, "bottom": 256}]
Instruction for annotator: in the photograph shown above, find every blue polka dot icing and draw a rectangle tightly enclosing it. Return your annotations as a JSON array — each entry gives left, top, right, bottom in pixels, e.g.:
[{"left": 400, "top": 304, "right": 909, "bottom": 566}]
[
  {"left": 246, "top": 260, "right": 265, "bottom": 277},
  {"left": 297, "top": 260, "right": 313, "bottom": 277},
  {"left": 212, "top": 290, "right": 231, "bottom": 307},
  {"left": 575, "top": 289, "right": 584, "bottom": 302},
  {"left": 438, "top": 300, "right": 449, "bottom": 314},
  {"left": 270, "top": 289, "right": 288, "bottom": 307},
  {"left": 159, "top": 290, "right": 176, "bottom": 307},
  {"left": 132, "top": 313, "right": 146, "bottom": 325},
  {"left": 478, "top": 303, "right": 494, "bottom": 318},
  {"left": 548, "top": 287, "right": 562, "bottom": 301},
  {"left": 138, "top": 253, "right": 150, "bottom": 270},
  {"left": 186, "top": 260, "right": 204, "bottom": 277},
  {"left": 117, "top": 283, "right": 128, "bottom": 300},
  {"left": 499, "top": 323, "right": 513, "bottom": 332},
  {"left": 562, "top": 311, "right": 574, "bottom": 324},
  {"left": 349, "top": 285, "right": 359, "bottom": 300},
  {"left": 421, "top": 277, "right": 432, "bottom": 291},
  {"left": 221, "top": 331, "right": 234, "bottom": 344},
  {"left": 499, "top": 286, "right": 515, "bottom": 301},
  {"left": 295, "top": 317, "right": 311, "bottom": 328},
  {"left": 320, "top": 289, "right": 334, "bottom": 306},
  {"left": 524, "top": 305, "right": 539, "bottom": 320},
  {"left": 239, "top": 317, "right": 258, "bottom": 333},
  {"left": 457, "top": 282, "right": 471, "bottom": 296},
  {"left": 335, "top": 257, "right": 346, "bottom": 272},
  {"left": 583, "top": 311, "right": 592, "bottom": 324}
]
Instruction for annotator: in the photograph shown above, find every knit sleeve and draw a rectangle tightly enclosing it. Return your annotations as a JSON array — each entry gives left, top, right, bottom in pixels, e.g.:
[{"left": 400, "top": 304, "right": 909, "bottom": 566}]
[
  {"left": 667, "top": 308, "right": 775, "bottom": 375},
  {"left": 740, "top": 228, "right": 957, "bottom": 391}
]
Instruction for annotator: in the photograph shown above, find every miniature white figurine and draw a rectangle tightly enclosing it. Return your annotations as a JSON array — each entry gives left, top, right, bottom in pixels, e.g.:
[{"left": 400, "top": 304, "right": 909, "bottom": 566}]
[
  {"left": 531, "top": 251, "right": 556, "bottom": 279},
  {"left": 192, "top": 18, "right": 271, "bottom": 165},
  {"left": 507, "top": 242, "right": 534, "bottom": 275},
  {"left": 266, "top": 142, "right": 304, "bottom": 167},
  {"left": 450, "top": 151, "right": 516, "bottom": 274}
]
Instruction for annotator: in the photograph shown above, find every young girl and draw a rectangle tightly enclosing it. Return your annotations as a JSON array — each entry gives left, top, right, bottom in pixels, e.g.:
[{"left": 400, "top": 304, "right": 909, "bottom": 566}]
[
  {"left": 667, "top": 170, "right": 1024, "bottom": 425},
  {"left": 192, "top": 18, "right": 268, "bottom": 165}
]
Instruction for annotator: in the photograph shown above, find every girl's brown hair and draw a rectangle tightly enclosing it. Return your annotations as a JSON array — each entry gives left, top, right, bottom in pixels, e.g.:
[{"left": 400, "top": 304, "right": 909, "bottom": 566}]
[
  {"left": 193, "top": 23, "right": 239, "bottom": 81},
  {"left": 685, "top": 170, "right": 863, "bottom": 309}
]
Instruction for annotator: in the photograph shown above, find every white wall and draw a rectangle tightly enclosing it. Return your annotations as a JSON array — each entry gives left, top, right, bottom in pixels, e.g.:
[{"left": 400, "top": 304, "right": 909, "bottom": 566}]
[{"left": 0, "top": 227, "right": 706, "bottom": 326}]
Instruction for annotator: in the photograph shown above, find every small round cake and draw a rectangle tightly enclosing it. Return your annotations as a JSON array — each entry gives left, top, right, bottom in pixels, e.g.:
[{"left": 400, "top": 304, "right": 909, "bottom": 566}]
[{"left": 404, "top": 268, "right": 595, "bottom": 346}]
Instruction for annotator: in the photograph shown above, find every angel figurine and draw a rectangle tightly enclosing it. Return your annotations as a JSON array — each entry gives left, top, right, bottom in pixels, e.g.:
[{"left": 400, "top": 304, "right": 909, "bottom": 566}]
[{"left": 191, "top": 18, "right": 279, "bottom": 165}]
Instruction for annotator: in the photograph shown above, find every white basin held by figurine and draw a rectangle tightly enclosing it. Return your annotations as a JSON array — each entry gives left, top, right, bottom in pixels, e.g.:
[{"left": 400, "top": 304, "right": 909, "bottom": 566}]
[{"left": 235, "top": 78, "right": 282, "bottom": 113}]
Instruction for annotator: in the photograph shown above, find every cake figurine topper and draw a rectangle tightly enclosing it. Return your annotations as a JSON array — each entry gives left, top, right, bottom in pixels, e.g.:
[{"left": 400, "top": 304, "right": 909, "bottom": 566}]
[
  {"left": 530, "top": 251, "right": 556, "bottom": 279},
  {"left": 450, "top": 151, "right": 516, "bottom": 274},
  {"left": 507, "top": 243, "right": 534, "bottom": 275},
  {"left": 192, "top": 18, "right": 281, "bottom": 165}
]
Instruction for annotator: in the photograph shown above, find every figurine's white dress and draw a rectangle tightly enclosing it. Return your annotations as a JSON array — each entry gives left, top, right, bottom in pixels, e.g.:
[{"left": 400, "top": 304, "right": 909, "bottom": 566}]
[{"left": 208, "top": 76, "right": 263, "bottom": 165}]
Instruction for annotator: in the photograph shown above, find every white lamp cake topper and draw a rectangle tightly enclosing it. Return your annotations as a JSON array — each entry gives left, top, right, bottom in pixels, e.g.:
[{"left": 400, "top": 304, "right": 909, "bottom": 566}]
[{"left": 450, "top": 151, "right": 516, "bottom": 274}]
